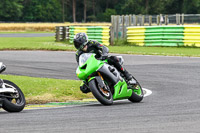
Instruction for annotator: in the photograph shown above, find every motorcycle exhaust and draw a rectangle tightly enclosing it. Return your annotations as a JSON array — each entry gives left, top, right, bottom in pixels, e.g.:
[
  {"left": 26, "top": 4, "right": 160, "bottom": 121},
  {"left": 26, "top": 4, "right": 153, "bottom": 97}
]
[
  {"left": 0, "top": 79, "right": 17, "bottom": 94},
  {"left": 0, "top": 87, "right": 18, "bottom": 93}
]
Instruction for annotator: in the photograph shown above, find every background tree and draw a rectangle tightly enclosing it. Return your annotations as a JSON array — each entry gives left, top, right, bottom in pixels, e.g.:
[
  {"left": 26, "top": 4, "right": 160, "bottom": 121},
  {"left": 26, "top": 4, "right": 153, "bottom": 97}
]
[
  {"left": 0, "top": 0, "right": 200, "bottom": 22},
  {"left": 84, "top": 0, "right": 87, "bottom": 22},
  {"left": 182, "top": 0, "right": 199, "bottom": 13},
  {"left": 0, "top": 0, "right": 23, "bottom": 21},
  {"left": 72, "top": 0, "right": 76, "bottom": 22},
  {"left": 22, "top": 0, "right": 62, "bottom": 22}
]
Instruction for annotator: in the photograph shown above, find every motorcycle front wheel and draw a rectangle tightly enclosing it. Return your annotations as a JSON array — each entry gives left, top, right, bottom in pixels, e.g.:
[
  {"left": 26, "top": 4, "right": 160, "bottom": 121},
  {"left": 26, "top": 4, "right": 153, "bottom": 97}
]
[
  {"left": 89, "top": 79, "right": 113, "bottom": 105},
  {"left": 2, "top": 80, "right": 26, "bottom": 112}
]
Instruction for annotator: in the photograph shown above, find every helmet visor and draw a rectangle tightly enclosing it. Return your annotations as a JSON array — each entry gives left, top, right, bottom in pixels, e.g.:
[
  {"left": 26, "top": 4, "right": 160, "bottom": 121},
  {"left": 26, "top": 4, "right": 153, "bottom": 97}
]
[
  {"left": 79, "top": 42, "right": 87, "bottom": 50},
  {"left": 74, "top": 41, "right": 81, "bottom": 49}
]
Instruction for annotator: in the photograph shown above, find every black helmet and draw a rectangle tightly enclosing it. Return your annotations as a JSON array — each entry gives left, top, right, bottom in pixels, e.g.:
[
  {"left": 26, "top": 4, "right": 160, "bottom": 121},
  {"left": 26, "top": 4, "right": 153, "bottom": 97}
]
[{"left": 74, "top": 32, "right": 88, "bottom": 50}]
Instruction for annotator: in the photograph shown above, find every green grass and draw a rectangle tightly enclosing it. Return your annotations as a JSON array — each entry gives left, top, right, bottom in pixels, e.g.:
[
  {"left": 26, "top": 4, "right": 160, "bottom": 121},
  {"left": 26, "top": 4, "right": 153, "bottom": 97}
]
[
  {"left": 0, "top": 36, "right": 200, "bottom": 57},
  {"left": 0, "top": 74, "right": 93, "bottom": 104},
  {"left": 108, "top": 45, "right": 200, "bottom": 57},
  {"left": 0, "top": 36, "right": 76, "bottom": 51},
  {"left": 0, "top": 31, "right": 54, "bottom": 34}
]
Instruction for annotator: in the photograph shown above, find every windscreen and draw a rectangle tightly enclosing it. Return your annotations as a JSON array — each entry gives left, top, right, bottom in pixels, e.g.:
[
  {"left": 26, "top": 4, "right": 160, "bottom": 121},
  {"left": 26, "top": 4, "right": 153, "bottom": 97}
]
[{"left": 79, "top": 53, "right": 93, "bottom": 67}]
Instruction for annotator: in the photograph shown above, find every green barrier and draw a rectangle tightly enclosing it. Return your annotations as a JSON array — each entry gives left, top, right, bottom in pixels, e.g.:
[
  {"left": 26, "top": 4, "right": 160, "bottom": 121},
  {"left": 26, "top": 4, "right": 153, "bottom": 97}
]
[
  {"left": 127, "top": 26, "right": 200, "bottom": 47},
  {"left": 69, "top": 26, "right": 110, "bottom": 46}
]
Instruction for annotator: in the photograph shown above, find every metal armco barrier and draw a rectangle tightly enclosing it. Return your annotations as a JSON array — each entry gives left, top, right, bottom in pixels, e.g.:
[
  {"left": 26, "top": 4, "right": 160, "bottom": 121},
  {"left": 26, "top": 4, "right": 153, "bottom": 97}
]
[
  {"left": 69, "top": 26, "right": 110, "bottom": 46},
  {"left": 127, "top": 26, "right": 200, "bottom": 47}
]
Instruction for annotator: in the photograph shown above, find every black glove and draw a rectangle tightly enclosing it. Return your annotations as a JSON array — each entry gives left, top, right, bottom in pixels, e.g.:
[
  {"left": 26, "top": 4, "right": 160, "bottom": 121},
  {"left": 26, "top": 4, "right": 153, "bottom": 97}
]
[
  {"left": 101, "top": 56, "right": 107, "bottom": 60},
  {"left": 96, "top": 50, "right": 108, "bottom": 60},
  {"left": 96, "top": 56, "right": 107, "bottom": 60}
]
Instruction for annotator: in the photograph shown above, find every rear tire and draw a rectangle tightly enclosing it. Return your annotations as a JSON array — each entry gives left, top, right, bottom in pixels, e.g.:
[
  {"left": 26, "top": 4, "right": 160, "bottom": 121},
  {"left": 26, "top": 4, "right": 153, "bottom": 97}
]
[
  {"left": 89, "top": 79, "right": 113, "bottom": 105},
  {"left": 128, "top": 77, "right": 144, "bottom": 103},
  {"left": 2, "top": 80, "right": 26, "bottom": 112}
]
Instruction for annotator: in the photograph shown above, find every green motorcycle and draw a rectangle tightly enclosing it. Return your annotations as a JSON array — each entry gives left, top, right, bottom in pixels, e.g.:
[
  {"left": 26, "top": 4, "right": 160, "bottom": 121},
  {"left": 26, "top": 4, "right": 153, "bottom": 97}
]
[{"left": 76, "top": 53, "right": 143, "bottom": 105}]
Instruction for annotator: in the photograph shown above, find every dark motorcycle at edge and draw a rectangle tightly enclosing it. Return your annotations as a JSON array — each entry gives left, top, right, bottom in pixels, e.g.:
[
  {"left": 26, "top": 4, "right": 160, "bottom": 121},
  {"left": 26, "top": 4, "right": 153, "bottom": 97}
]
[{"left": 0, "top": 62, "right": 26, "bottom": 112}]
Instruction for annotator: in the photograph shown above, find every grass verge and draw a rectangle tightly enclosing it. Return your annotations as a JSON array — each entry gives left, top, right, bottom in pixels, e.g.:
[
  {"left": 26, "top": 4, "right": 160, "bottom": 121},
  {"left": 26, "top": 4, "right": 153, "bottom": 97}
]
[
  {"left": 0, "top": 36, "right": 76, "bottom": 51},
  {"left": 108, "top": 45, "right": 200, "bottom": 57},
  {"left": 0, "top": 74, "right": 93, "bottom": 104},
  {"left": 0, "top": 31, "right": 54, "bottom": 34}
]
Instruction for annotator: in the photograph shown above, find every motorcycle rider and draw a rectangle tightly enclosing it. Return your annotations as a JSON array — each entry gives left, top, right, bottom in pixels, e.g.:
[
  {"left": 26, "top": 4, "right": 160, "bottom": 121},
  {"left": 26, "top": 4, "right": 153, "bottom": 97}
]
[{"left": 74, "top": 32, "right": 133, "bottom": 93}]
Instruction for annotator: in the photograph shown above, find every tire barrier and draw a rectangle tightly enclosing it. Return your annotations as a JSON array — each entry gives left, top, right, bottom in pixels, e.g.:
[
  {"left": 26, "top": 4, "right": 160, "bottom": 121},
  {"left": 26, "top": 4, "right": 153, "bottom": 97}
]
[
  {"left": 127, "top": 26, "right": 200, "bottom": 47},
  {"left": 55, "top": 26, "right": 69, "bottom": 41},
  {"left": 69, "top": 26, "right": 110, "bottom": 46},
  {"left": 184, "top": 26, "right": 200, "bottom": 47}
]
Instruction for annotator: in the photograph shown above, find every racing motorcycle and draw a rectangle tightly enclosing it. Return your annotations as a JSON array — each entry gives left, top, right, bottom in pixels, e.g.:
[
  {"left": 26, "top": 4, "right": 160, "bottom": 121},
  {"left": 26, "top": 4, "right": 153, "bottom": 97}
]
[
  {"left": 76, "top": 53, "right": 143, "bottom": 105},
  {"left": 0, "top": 62, "right": 26, "bottom": 112}
]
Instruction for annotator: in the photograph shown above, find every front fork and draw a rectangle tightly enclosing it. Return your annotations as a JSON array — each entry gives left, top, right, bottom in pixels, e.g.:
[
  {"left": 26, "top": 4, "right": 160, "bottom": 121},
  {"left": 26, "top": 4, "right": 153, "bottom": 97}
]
[{"left": 87, "top": 72, "right": 110, "bottom": 92}]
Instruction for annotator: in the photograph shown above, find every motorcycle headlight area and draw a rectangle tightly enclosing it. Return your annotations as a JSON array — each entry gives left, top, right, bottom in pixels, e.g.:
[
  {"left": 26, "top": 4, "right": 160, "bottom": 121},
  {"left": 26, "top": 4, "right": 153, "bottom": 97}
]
[{"left": 79, "top": 53, "right": 93, "bottom": 67}]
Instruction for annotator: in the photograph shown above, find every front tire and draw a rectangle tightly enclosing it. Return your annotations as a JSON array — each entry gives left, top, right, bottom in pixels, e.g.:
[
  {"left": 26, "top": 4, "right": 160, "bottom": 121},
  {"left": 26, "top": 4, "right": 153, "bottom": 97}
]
[
  {"left": 128, "top": 77, "right": 144, "bottom": 103},
  {"left": 2, "top": 80, "right": 26, "bottom": 112},
  {"left": 89, "top": 79, "right": 113, "bottom": 105}
]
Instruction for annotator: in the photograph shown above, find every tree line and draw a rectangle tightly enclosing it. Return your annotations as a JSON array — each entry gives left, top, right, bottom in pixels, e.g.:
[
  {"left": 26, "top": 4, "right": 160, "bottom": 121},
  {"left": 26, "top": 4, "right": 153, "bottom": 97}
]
[{"left": 0, "top": 0, "right": 200, "bottom": 22}]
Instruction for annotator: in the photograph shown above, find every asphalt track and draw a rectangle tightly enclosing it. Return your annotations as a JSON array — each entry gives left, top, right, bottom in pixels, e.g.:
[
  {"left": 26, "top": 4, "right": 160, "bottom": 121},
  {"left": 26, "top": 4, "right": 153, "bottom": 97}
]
[
  {"left": 0, "top": 33, "right": 54, "bottom": 37},
  {"left": 0, "top": 51, "right": 200, "bottom": 132}
]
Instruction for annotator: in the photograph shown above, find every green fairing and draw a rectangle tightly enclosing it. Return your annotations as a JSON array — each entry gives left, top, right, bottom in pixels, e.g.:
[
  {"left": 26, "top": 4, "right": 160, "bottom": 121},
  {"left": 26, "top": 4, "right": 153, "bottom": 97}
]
[
  {"left": 113, "top": 80, "right": 132, "bottom": 100},
  {"left": 76, "top": 54, "right": 103, "bottom": 80},
  {"left": 133, "top": 85, "right": 142, "bottom": 95}
]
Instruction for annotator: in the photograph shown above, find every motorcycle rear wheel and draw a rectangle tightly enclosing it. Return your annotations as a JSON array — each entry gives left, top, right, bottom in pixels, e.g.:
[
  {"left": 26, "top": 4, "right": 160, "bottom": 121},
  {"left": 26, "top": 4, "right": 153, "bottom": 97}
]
[
  {"left": 2, "top": 80, "right": 26, "bottom": 112},
  {"left": 128, "top": 77, "right": 144, "bottom": 103},
  {"left": 89, "top": 79, "right": 113, "bottom": 105}
]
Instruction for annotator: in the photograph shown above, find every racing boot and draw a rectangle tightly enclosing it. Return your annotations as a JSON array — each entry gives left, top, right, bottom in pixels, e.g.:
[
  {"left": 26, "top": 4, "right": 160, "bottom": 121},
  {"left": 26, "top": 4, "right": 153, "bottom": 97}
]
[
  {"left": 123, "top": 70, "right": 132, "bottom": 81},
  {"left": 123, "top": 70, "right": 137, "bottom": 85}
]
